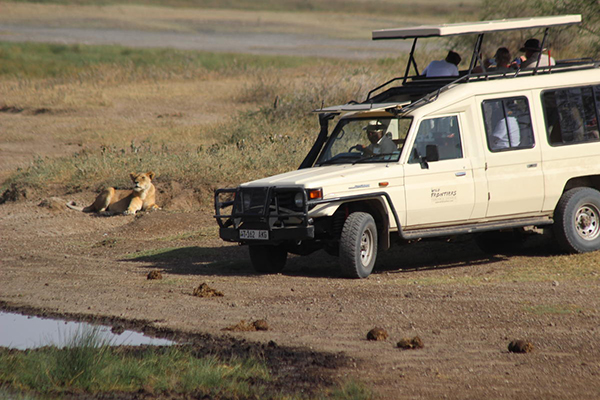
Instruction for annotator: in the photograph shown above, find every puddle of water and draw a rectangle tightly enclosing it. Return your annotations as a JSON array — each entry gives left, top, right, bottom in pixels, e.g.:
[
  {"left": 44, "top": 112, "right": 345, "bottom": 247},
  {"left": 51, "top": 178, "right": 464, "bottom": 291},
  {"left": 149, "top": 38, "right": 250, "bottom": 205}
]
[{"left": 0, "top": 311, "right": 174, "bottom": 349}]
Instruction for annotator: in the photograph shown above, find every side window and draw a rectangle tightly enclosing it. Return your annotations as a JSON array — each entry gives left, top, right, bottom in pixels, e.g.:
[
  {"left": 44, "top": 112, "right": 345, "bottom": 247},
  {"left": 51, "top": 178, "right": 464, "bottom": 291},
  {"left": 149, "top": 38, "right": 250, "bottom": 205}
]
[
  {"left": 482, "top": 97, "right": 534, "bottom": 152},
  {"left": 408, "top": 116, "right": 462, "bottom": 163},
  {"left": 543, "top": 86, "right": 600, "bottom": 145}
]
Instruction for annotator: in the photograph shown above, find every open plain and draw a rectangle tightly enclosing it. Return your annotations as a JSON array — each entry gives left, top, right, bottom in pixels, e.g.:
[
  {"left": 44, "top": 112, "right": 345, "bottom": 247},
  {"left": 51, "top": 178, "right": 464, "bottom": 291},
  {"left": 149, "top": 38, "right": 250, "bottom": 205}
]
[{"left": 1, "top": 1, "right": 600, "bottom": 399}]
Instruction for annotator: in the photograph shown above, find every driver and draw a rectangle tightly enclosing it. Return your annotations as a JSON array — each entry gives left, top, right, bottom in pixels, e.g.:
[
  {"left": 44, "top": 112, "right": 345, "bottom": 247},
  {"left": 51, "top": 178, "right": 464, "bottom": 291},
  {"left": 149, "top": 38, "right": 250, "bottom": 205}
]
[{"left": 356, "top": 121, "right": 397, "bottom": 156}]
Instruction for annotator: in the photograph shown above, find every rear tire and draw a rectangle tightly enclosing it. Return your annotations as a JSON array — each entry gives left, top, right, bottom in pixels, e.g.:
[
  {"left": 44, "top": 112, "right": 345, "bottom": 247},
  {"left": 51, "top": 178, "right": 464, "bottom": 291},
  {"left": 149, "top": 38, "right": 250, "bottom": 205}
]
[
  {"left": 248, "top": 244, "right": 287, "bottom": 273},
  {"left": 339, "top": 212, "right": 377, "bottom": 278},
  {"left": 554, "top": 187, "right": 600, "bottom": 253}
]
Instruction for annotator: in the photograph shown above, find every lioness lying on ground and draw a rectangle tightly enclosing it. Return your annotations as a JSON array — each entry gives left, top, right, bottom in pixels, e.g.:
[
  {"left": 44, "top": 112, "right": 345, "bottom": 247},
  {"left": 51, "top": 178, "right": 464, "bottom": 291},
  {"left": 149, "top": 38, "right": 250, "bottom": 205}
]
[{"left": 67, "top": 171, "right": 159, "bottom": 215}]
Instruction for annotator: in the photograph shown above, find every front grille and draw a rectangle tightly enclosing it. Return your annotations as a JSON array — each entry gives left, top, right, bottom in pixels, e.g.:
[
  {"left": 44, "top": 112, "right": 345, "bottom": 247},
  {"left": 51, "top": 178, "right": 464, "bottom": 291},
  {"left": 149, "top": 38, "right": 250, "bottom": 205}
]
[
  {"left": 215, "top": 186, "right": 312, "bottom": 236},
  {"left": 233, "top": 187, "right": 269, "bottom": 215}
]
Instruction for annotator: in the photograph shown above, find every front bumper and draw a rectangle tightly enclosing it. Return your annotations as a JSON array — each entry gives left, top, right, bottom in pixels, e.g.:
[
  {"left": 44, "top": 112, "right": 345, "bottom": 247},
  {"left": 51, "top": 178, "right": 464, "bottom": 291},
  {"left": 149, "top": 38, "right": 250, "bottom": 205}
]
[{"left": 214, "top": 186, "right": 315, "bottom": 244}]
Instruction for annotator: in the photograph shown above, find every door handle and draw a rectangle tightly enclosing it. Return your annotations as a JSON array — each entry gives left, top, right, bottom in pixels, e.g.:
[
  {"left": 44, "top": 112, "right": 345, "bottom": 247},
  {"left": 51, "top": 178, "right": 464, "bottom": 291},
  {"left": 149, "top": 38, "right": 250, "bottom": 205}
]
[
  {"left": 527, "top": 163, "right": 538, "bottom": 168},
  {"left": 455, "top": 171, "right": 467, "bottom": 177}
]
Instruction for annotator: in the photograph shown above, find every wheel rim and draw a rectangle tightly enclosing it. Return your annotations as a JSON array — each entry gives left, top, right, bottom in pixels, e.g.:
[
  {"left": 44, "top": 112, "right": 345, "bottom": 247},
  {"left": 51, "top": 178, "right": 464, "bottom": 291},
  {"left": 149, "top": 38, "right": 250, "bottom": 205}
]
[
  {"left": 360, "top": 228, "right": 374, "bottom": 266},
  {"left": 575, "top": 203, "right": 600, "bottom": 241}
]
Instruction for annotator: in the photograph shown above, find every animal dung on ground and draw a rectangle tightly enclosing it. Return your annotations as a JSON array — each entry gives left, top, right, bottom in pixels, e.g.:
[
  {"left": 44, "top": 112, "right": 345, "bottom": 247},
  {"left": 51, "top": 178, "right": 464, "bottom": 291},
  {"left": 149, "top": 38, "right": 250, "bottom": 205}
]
[
  {"left": 193, "top": 282, "right": 224, "bottom": 297},
  {"left": 147, "top": 270, "right": 163, "bottom": 280},
  {"left": 397, "top": 336, "right": 424, "bottom": 350},
  {"left": 253, "top": 319, "right": 269, "bottom": 331},
  {"left": 508, "top": 340, "right": 534, "bottom": 353},
  {"left": 222, "top": 319, "right": 269, "bottom": 332},
  {"left": 367, "top": 327, "right": 389, "bottom": 341}
]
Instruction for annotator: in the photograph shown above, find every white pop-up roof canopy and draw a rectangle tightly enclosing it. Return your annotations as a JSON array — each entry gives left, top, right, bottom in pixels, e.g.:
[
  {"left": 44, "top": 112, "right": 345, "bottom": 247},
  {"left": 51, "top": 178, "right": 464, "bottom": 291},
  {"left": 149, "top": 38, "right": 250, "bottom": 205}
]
[{"left": 373, "top": 15, "right": 582, "bottom": 40}]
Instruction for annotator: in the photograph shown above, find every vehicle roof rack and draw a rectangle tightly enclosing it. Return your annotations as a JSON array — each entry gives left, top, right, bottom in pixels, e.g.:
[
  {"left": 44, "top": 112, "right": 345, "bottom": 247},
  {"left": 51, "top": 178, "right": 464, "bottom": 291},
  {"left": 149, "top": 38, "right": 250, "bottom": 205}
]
[
  {"left": 314, "top": 15, "right": 594, "bottom": 116},
  {"left": 366, "top": 15, "right": 589, "bottom": 105},
  {"left": 372, "top": 15, "right": 582, "bottom": 40}
]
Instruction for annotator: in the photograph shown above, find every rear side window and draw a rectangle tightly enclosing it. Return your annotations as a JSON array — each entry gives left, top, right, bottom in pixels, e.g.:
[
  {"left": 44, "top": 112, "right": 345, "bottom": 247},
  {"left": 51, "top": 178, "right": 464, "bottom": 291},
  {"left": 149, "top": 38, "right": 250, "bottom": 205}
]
[
  {"left": 543, "top": 86, "right": 600, "bottom": 145},
  {"left": 482, "top": 97, "right": 535, "bottom": 152}
]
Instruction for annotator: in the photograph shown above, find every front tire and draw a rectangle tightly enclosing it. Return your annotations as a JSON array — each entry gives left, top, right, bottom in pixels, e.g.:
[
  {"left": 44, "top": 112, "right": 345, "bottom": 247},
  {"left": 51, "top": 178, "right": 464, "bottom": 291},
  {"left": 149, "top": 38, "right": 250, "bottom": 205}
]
[
  {"left": 339, "top": 212, "right": 378, "bottom": 278},
  {"left": 248, "top": 244, "right": 287, "bottom": 273},
  {"left": 554, "top": 187, "right": 600, "bottom": 253}
]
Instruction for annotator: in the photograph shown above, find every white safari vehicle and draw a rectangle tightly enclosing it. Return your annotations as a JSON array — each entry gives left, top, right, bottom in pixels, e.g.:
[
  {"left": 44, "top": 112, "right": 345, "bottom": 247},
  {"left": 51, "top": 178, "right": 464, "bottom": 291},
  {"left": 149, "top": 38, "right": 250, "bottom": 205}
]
[{"left": 216, "top": 15, "right": 600, "bottom": 278}]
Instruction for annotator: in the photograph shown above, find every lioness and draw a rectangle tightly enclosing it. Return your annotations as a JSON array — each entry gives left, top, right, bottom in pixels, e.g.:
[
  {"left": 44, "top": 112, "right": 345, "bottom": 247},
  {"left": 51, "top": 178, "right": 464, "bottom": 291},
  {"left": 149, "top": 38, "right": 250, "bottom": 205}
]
[{"left": 67, "top": 171, "right": 159, "bottom": 215}]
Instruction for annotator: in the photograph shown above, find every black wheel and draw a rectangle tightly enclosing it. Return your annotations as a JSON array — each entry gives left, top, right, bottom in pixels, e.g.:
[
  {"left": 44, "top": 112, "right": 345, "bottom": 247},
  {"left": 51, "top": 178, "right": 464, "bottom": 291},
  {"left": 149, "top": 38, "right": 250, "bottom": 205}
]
[
  {"left": 339, "top": 212, "right": 377, "bottom": 278},
  {"left": 248, "top": 244, "right": 287, "bottom": 273},
  {"left": 475, "top": 229, "right": 525, "bottom": 255},
  {"left": 554, "top": 187, "right": 600, "bottom": 253}
]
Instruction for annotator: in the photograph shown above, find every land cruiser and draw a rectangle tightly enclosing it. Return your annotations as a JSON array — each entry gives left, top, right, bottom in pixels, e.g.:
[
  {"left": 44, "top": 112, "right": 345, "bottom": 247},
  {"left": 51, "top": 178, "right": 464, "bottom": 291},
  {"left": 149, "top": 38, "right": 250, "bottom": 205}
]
[{"left": 215, "top": 15, "right": 600, "bottom": 278}]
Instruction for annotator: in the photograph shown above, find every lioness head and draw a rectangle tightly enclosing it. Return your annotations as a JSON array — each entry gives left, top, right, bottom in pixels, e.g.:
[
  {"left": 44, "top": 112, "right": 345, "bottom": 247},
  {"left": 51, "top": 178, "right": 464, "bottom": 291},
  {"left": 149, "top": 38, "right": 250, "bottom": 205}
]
[{"left": 130, "top": 171, "right": 155, "bottom": 193}]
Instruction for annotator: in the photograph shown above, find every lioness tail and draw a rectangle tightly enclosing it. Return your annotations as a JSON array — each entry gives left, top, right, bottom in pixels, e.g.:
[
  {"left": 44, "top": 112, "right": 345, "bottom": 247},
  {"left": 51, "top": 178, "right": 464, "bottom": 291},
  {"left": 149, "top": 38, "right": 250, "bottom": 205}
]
[{"left": 66, "top": 201, "right": 85, "bottom": 212}]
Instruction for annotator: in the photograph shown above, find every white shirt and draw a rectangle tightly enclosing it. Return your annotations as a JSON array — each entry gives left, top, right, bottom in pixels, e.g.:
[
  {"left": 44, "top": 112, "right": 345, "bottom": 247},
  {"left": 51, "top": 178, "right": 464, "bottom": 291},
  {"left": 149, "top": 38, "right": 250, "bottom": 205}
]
[
  {"left": 492, "top": 116, "right": 520, "bottom": 149},
  {"left": 521, "top": 52, "right": 556, "bottom": 69},
  {"left": 422, "top": 60, "right": 459, "bottom": 77}
]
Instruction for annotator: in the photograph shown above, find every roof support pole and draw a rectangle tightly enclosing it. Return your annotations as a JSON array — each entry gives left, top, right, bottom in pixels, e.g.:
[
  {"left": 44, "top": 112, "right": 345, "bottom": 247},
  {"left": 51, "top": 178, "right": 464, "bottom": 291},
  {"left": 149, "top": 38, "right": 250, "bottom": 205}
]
[
  {"left": 533, "top": 27, "right": 550, "bottom": 75},
  {"left": 467, "top": 33, "right": 484, "bottom": 80},
  {"left": 402, "top": 38, "right": 419, "bottom": 84}
]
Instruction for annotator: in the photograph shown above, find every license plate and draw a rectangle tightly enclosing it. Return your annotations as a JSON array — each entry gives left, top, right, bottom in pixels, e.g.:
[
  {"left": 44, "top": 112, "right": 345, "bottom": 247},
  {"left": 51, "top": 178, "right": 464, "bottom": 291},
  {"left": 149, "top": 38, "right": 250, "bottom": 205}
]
[{"left": 239, "top": 229, "right": 269, "bottom": 240}]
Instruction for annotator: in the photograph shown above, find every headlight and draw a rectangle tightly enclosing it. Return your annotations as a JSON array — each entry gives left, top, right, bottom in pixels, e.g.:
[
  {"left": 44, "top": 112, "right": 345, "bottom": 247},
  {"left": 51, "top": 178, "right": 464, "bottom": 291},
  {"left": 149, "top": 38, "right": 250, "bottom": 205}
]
[{"left": 294, "top": 192, "right": 304, "bottom": 208}]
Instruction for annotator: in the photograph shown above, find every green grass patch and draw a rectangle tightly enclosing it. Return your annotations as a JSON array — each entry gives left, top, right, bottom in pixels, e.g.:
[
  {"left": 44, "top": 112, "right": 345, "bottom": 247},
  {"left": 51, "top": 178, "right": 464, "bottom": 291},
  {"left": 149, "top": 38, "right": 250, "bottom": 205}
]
[
  {"left": 0, "top": 40, "right": 393, "bottom": 196},
  {"left": 0, "top": 41, "right": 316, "bottom": 81},
  {"left": 522, "top": 303, "right": 584, "bottom": 315},
  {"left": 7, "top": 0, "right": 480, "bottom": 17},
  {"left": 0, "top": 325, "right": 371, "bottom": 400},
  {"left": 0, "top": 331, "right": 271, "bottom": 398},
  {"left": 152, "top": 277, "right": 181, "bottom": 285},
  {"left": 124, "top": 246, "right": 216, "bottom": 260},
  {"left": 157, "top": 227, "right": 220, "bottom": 242},
  {"left": 500, "top": 253, "right": 600, "bottom": 283},
  {"left": 0, "top": 388, "right": 39, "bottom": 400},
  {"left": 386, "top": 258, "right": 600, "bottom": 287},
  {"left": 206, "top": 259, "right": 251, "bottom": 270},
  {"left": 387, "top": 274, "right": 486, "bottom": 287}
]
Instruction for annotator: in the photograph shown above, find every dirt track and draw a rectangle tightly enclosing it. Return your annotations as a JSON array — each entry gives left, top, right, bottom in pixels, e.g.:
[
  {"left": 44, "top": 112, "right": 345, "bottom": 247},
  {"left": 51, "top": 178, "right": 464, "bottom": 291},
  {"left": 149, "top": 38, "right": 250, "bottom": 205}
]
[
  {"left": 2, "top": 193, "right": 600, "bottom": 398},
  {"left": 2, "top": 4, "right": 600, "bottom": 398},
  {"left": 0, "top": 23, "right": 411, "bottom": 59}
]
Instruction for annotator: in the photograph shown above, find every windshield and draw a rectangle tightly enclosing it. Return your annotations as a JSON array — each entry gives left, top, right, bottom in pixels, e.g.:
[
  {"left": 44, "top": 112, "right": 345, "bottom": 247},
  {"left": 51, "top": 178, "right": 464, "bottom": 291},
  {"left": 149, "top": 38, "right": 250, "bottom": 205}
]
[{"left": 316, "top": 117, "right": 411, "bottom": 165}]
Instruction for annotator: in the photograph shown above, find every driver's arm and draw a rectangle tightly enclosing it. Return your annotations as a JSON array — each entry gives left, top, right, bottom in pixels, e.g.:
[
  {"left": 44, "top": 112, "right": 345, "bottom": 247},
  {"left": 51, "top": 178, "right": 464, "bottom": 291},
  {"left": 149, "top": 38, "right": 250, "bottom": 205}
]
[{"left": 356, "top": 144, "right": 373, "bottom": 155}]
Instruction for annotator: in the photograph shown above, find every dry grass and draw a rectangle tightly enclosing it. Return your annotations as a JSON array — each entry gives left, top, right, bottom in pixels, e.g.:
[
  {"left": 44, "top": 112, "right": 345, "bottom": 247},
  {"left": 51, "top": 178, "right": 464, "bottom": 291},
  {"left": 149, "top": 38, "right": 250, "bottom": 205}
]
[
  {"left": 0, "top": 2, "right": 480, "bottom": 40},
  {"left": 0, "top": 41, "right": 393, "bottom": 195}
]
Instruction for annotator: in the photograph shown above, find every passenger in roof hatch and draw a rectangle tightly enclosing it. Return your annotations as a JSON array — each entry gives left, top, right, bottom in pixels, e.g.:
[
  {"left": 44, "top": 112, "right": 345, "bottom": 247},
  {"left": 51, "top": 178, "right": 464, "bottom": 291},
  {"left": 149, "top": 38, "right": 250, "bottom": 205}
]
[
  {"left": 422, "top": 50, "right": 461, "bottom": 77},
  {"left": 516, "top": 38, "right": 556, "bottom": 69},
  {"left": 474, "top": 47, "right": 512, "bottom": 73}
]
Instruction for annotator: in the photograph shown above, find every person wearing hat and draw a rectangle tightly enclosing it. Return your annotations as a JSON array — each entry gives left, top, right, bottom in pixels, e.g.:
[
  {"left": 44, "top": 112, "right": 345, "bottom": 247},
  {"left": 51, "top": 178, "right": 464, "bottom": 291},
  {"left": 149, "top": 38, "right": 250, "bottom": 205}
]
[
  {"left": 356, "top": 121, "right": 397, "bottom": 156},
  {"left": 421, "top": 50, "right": 462, "bottom": 77},
  {"left": 518, "top": 38, "right": 556, "bottom": 69}
]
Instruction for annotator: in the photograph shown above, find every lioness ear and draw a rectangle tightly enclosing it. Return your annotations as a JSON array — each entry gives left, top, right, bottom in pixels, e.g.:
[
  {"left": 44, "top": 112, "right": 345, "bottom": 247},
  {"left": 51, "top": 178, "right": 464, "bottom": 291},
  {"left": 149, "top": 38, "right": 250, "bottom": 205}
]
[
  {"left": 130, "top": 173, "right": 137, "bottom": 181},
  {"left": 147, "top": 171, "right": 155, "bottom": 180}
]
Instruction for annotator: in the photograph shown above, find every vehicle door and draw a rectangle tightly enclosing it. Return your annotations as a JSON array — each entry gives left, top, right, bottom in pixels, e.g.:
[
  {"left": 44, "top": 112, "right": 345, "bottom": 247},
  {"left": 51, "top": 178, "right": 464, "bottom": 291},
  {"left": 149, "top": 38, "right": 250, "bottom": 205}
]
[
  {"left": 404, "top": 115, "right": 476, "bottom": 227},
  {"left": 478, "top": 95, "right": 544, "bottom": 217}
]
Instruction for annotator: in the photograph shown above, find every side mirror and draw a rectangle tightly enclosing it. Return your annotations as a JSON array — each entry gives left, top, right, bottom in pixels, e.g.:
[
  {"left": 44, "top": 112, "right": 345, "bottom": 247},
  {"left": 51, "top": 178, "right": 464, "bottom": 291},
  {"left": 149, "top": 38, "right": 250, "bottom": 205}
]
[{"left": 412, "top": 147, "right": 429, "bottom": 169}]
